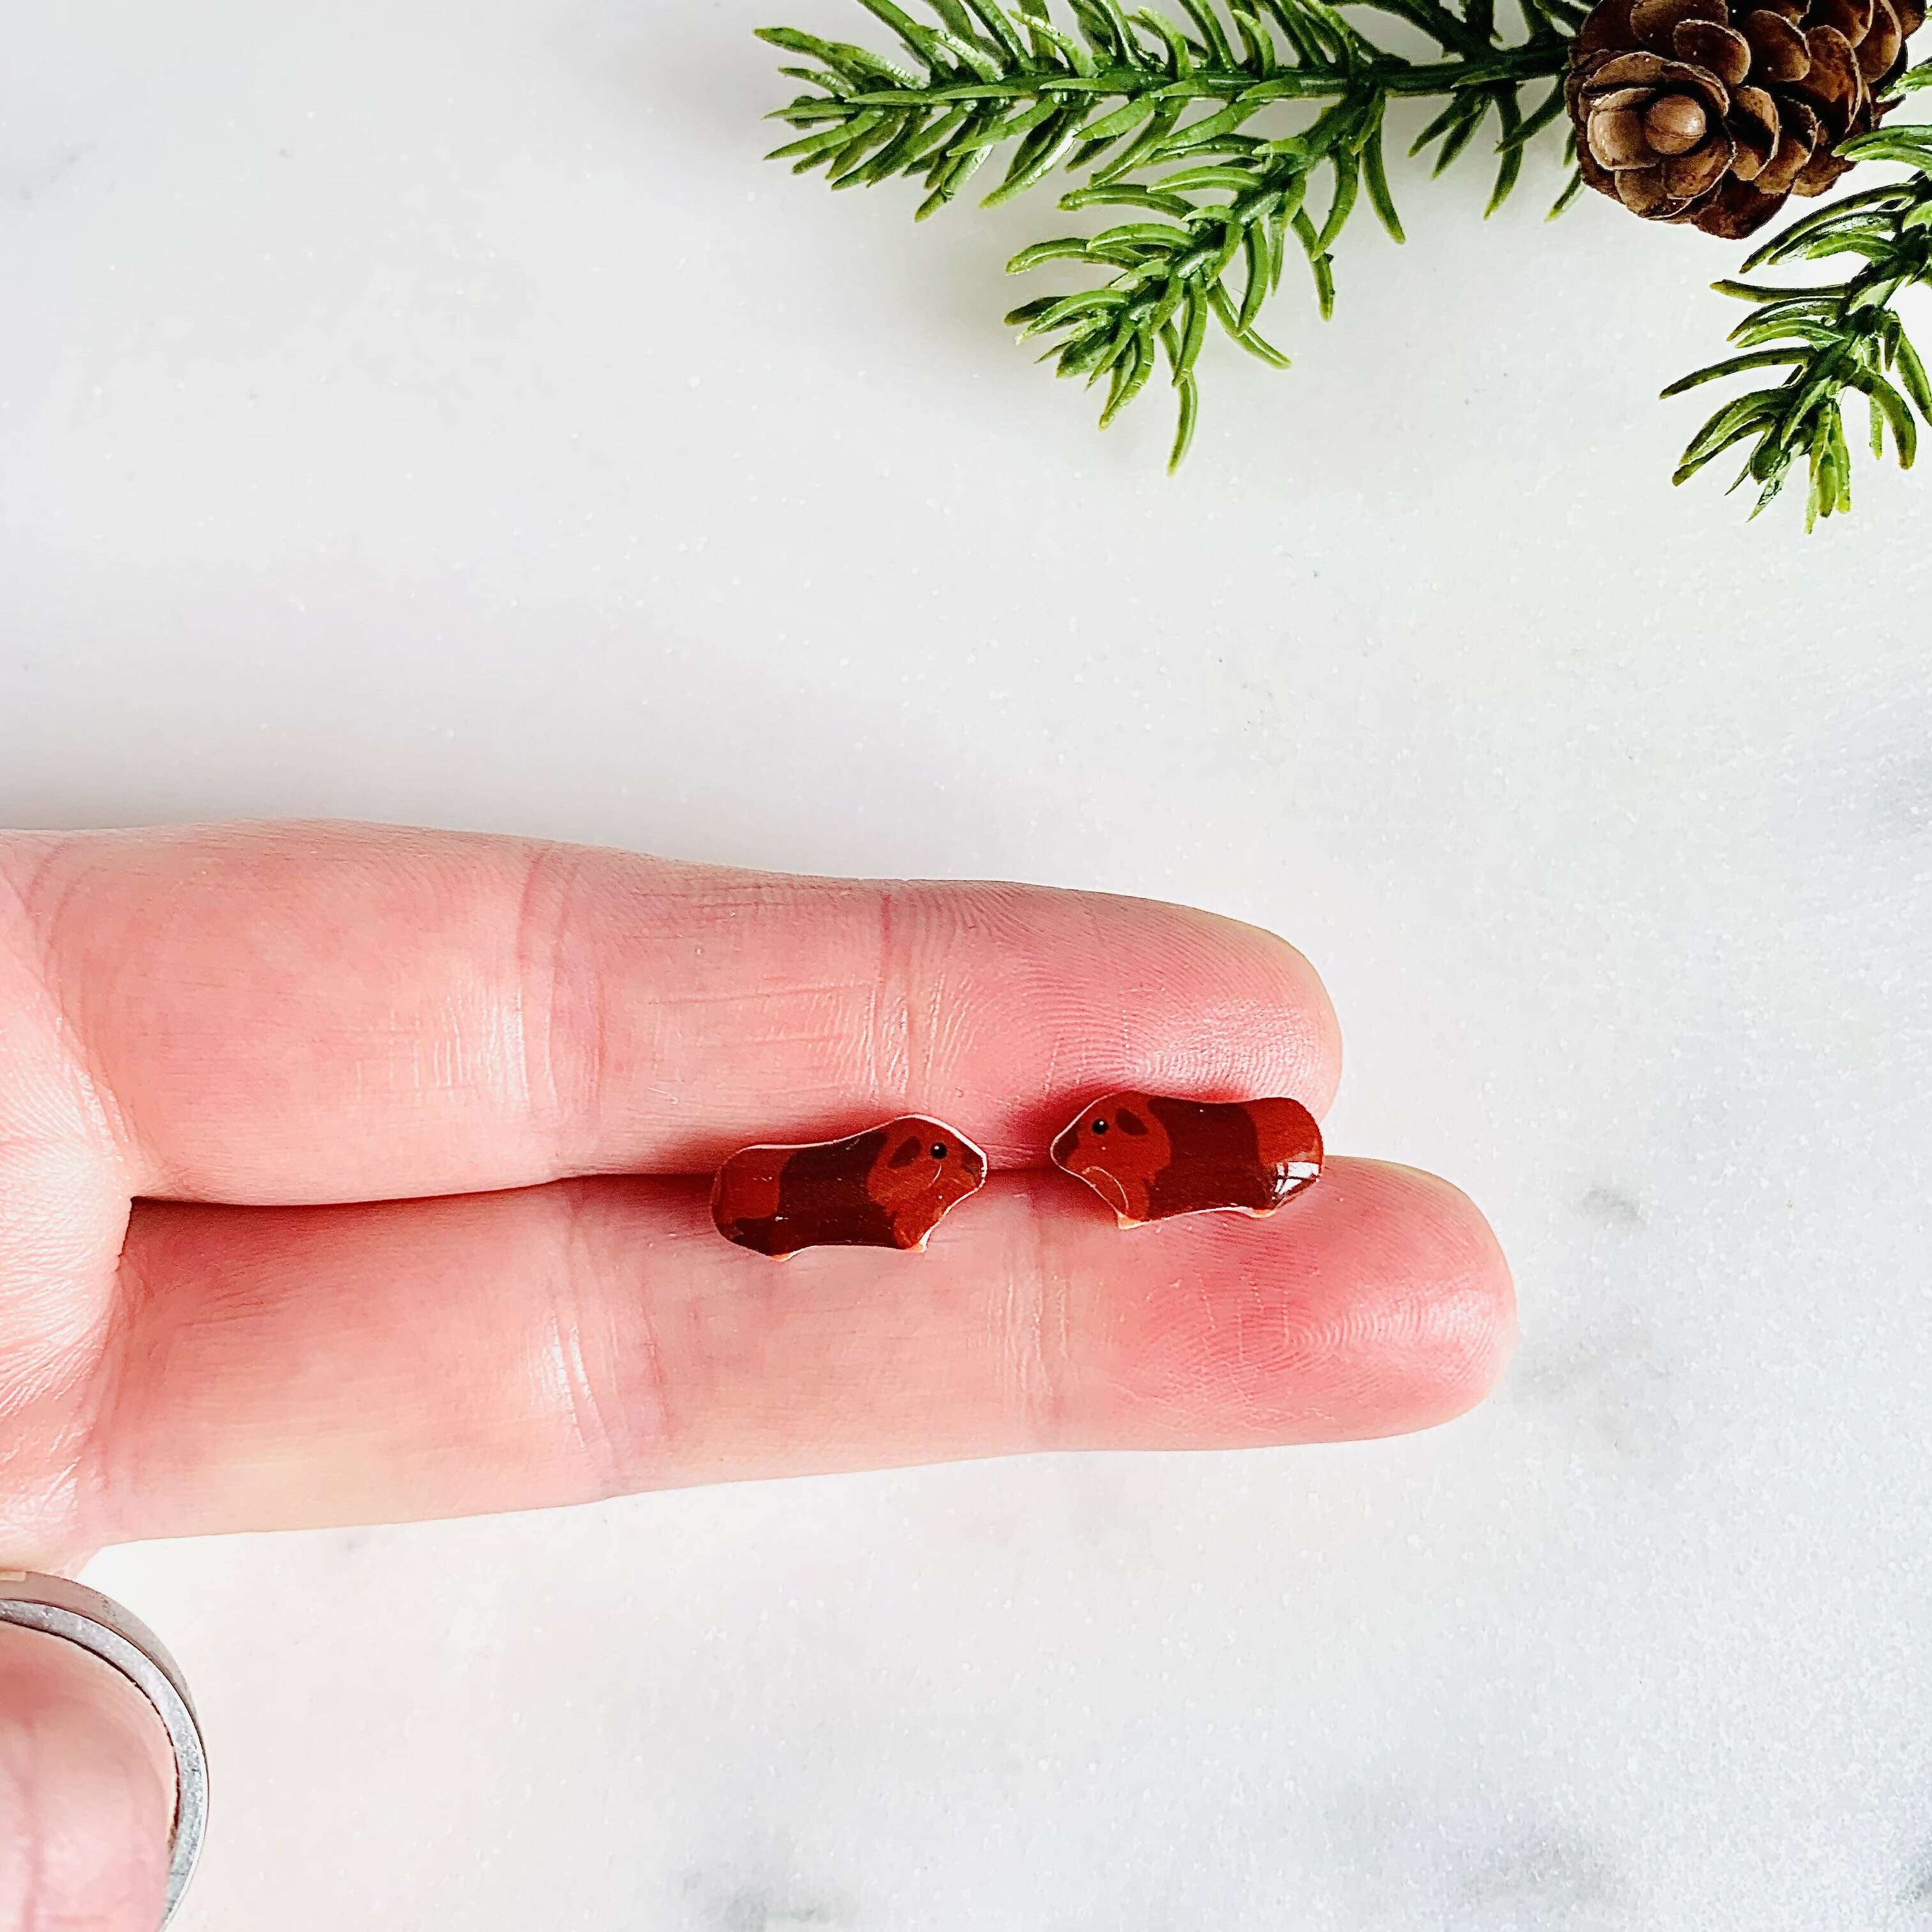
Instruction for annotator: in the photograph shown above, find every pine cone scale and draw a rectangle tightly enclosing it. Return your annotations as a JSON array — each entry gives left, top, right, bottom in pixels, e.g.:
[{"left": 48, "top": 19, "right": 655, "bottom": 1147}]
[
  {"left": 1753, "top": 94, "right": 1821, "bottom": 187},
  {"left": 1567, "top": 0, "right": 1920, "bottom": 235},
  {"left": 1797, "top": 26, "right": 1862, "bottom": 128},
  {"left": 1729, "top": 85, "right": 1780, "bottom": 176},
  {"left": 1680, "top": 18, "right": 1755, "bottom": 77},
  {"left": 1630, "top": 0, "right": 1726, "bottom": 43},
  {"left": 1857, "top": 3, "right": 1903, "bottom": 70},
  {"left": 1742, "top": 13, "right": 1809, "bottom": 82},
  {"left": 1667, "top": 129, "right": 1739, "bottom": 193}
]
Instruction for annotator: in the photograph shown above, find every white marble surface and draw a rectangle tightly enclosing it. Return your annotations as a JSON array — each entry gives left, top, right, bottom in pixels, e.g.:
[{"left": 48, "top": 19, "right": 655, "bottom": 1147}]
[{"left": 4, "top": 2, "right": 1931, "bottom": 1926}]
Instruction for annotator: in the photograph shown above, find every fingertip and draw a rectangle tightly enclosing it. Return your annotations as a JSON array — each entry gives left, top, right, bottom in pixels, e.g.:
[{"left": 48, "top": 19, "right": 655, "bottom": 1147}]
[
  {"left": 1353, "top": 1163, "right": 1517, "bottom": 1434},
  {"left": 918, "top": 887, "right": 1344, "bottom": 1168},
  {"left": 1137, "top": 899, "right": 1344, "bottom": 1119},
  {"left": 1222, "top": 915, "right": 1343, "bottom": 1120},
  {"left": 1061, "top": 1157, "right": 1514, "bottom": 1450},
  {"left": 0, "top": 1624, "right": 174, "bottom": 1931}
]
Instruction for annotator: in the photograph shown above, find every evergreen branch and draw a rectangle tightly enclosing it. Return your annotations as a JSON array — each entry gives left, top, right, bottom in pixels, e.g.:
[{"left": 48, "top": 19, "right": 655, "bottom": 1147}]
[
  {"left": 1664, "top": 114, "right": 1932, "bottom": 528},
  {"left": 761, "top": 0, "right": 1571, "bottom": 454}
]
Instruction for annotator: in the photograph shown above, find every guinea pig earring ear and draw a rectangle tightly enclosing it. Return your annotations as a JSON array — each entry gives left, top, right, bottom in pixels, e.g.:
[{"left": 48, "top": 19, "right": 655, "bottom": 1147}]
[
  {"left": 1049, "top": 1091, "right": 1322, "bottom": 1229},
  {"left": 711, "top": 1115, "right": 988, "bottom": 1259}
]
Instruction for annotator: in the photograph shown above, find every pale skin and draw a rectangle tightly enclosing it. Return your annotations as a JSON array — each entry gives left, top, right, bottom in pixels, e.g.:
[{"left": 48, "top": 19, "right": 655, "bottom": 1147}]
[{"left": 0, "top": 822, "right": 1516, "bottom": 1930}]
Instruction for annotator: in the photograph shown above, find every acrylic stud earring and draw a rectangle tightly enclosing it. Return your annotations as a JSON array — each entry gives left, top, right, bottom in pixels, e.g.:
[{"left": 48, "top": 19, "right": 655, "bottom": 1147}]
[
  {"left": 1050, "top": 1092, "right": 1322, "bottom": 1229},
  {"left": 712, "top": 1116, "right": 989, "bottom": 1258}
]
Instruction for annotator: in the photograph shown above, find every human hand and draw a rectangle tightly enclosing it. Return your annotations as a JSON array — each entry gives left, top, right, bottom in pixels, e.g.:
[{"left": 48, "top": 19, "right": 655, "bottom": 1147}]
[{"left": 0, "top": 822, "right": 1514, "bottom": 1929}]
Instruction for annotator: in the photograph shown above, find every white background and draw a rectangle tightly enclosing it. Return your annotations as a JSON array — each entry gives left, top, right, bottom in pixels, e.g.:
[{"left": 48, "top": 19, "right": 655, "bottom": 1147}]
[{"left": 4, "top": 2, "right": 1930, "bottom": 1926}]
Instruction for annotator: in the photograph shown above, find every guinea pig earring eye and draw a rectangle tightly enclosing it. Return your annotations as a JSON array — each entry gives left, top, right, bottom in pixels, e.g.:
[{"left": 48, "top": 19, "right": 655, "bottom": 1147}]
[
  {"left": 1091, "top": 1118, "right": 1108, "bottom": 1133},
  {"left": 930, "top": 1142, "right": 947, "bottom": 1160}
]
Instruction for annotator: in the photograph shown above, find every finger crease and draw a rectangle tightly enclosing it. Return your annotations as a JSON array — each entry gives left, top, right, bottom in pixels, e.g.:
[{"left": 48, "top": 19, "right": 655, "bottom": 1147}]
[
  {"left": 514, "top": 843, "right": 597, "bottom": 1175},
  {"left": 1013, "top": 1186, "right": 1068, "bottom": 1451},
  {"left": 546, "top": 1183, "right": 670, "bottom": 1498},
  {"left": 871, "top": 889, "right": 913, "bottom": 1113}
]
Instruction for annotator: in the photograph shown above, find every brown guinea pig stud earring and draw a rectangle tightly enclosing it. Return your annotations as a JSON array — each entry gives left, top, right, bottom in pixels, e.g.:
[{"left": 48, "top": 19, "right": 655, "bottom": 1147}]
[
  {"left": 712, "top": 1116, "right": 988, "bottom": 1258},
  {"left": 1050, "top": 1092, "right": 1322, "bottom": 1227}
]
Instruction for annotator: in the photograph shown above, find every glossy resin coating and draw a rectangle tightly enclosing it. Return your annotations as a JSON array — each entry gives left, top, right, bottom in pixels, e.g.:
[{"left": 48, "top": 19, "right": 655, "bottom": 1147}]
[
  {"left": 1050, "top": 1092, "right": 1322, "bottom": 1227},
  {"left": 712, "top": 1116, "right": 988, "bottom": 1258}
]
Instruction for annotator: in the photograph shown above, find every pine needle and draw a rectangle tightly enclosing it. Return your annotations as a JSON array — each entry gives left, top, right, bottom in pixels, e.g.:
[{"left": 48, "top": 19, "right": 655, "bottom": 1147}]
[
  {"left": 759, "top": 0, "right": 1572, "bottom": 459},
  {"left": 1664, "top": 119, "right": 1932, "bottom": 526}
]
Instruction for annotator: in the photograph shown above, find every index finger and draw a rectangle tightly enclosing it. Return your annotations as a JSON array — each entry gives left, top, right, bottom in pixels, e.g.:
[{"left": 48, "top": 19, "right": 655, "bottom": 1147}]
[{"left": 3, "top": 822, "right": 1341, "bottom": 1206}]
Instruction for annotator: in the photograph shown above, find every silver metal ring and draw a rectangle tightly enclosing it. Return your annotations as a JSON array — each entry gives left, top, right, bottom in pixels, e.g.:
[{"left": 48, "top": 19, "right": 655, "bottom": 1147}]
[{"left": 0, "top": 1572, "right": 206, "bottom": 1928}]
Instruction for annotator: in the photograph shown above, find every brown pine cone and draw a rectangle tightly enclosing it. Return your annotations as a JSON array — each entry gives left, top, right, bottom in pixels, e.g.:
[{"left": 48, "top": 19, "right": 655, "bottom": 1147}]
[{"left": 1566, "top": 0, "right": 1925, "bottom": 236}]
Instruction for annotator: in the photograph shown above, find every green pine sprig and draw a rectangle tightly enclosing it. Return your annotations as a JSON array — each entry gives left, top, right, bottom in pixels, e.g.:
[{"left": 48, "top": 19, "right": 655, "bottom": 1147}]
[
  {"left": 1665, "top": 80, "right": 1932, "bottom": 527},
  {"left": 762, "top": 0, "right": 1574, "bottom": 462}
]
